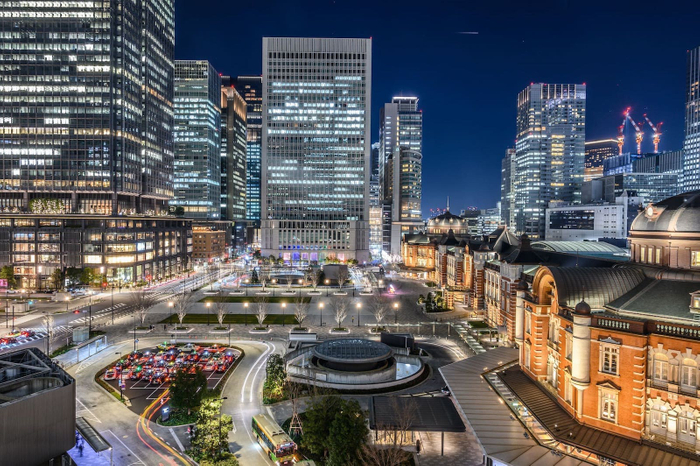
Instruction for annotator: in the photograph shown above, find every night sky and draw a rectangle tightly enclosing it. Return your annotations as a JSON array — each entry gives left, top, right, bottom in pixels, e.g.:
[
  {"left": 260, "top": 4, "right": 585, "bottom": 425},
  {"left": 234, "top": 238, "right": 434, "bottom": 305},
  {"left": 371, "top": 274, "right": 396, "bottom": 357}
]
[{"left": 175, "top": 0, "right": 699, "bottom": 215}]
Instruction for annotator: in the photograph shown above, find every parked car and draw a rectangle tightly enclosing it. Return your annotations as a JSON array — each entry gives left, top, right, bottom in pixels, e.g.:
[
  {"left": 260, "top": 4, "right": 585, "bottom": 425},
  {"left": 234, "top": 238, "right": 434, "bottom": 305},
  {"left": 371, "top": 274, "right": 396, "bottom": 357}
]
[
  {"left": 104, "top": 369, "right": 118, "bottom": 381},
  {"left": 203, "top": 361, "right": 216, "bottom": 372},
  {"left": 441, "top": 386, "right": 451, "bottom": 396},
  {"left": 216, "top": 362, "right": 228, "bottom": 373},
  {"left": 20, "top": 330, "right": 35, "bottom": 338}
]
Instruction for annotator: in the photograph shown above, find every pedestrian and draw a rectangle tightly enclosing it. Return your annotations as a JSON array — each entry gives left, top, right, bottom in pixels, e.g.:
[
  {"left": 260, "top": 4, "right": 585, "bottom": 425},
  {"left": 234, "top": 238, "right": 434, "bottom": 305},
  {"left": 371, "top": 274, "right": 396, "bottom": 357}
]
[
  {"left": 78, "top": 443, "right": 84, "bottom": 457},
  {"left": 164, "top": 324, "right": 167, "bottom": 331},
  {"left": 416, "top": 439, "right": 421, "bottom": 455}
]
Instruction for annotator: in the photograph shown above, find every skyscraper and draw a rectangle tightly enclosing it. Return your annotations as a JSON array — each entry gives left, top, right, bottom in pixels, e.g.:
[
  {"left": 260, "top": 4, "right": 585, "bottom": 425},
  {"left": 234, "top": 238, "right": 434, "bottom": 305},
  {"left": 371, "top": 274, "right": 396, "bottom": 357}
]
[
  {"left": 379, "top": 97, "right": 423, "bottom": 257},
  {"left": 261, "top": 37, "right": 372, "bottom": 262},
  {"left": 500, "top": 148, "right": 516, "bottom": 228},
  {"left": 683, "top": 46, "right": 700, "bottom": 191},
  {"left": 514, "top": 83, "right": 586, "bottom": 238},
  {"left": 0, "top": 0, "right": 175, "bottom": 216},
  {"left": 173, "top": 60, "right": 222, "bottom": 219},
  {"left": 232, "top": 76, "right": 263, "bottom": 224},
  {"left": 369, "top": 142, "right": 382, "bottom": 256},
  {"left": 220, "top": 84, "right": 247, "bottom": 221},
  {"left": 0, "top": 1, "right": 190, "bottom": 287},
  {"left": 584, "top": 139, "right": 618, "bottom": 182}
]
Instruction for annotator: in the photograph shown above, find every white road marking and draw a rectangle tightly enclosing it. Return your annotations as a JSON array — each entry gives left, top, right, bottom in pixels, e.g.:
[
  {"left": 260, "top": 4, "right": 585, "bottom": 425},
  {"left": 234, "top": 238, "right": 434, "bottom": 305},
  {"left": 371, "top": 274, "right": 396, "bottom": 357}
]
[
  {"left": 76, "top": 398, "right": 101, "bottom": 423},
  {"left": 103, "top": 430, "right": 146, "bottom": 465},
  {"left": 249, "top": 343, "right": 272, "bottom": 403},
  {"left": 240, "top": 342, "right": 271, "bottom": 403},
  {"left": 169, "top": 428, "right": 185, "bottom": 452}
]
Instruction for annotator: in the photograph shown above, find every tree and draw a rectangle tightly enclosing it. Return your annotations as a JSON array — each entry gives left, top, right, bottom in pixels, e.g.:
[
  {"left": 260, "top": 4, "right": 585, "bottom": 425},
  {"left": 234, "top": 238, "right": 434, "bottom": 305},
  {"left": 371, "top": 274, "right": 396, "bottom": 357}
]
[
  {"left": 131, "top": 288, "right": 155, "bottom": 326},
  {"left": 302, "top": 396, "right": 368, "bottom": 465},
  {"left": 337, "top": 266, "right": 349, "bottom": 291},
  {"left": 80, "top": 267, "right": 95, "bottom": 285},
  {"left": 249, "top": 268, "right": 259, "bottom": 284},
  {"left": 327, "top": 398, "right": 369, "bottom": 466},
  {"left": 359, "top": 397, "right": 415, "bottom": 466},
  {"left": 43, "top": 314, "right": 54, "bottom": 355},
  {"left": 293, "top": 295, "right": 309, "bottom": 328},
  {"left": 258, "top": 268, "right": 270, "bottom": 291},
  {"left": 173, "top": 292, "right": 194, "bottom": 326},
  {"left": 50, "top": 269, "right": 64, "bottom": 291},
  {"left": 190, "top": 398, "right": 233, "bottom": 462},
  {"left": 0, "top": 266, "right": 17, "bottom": 289},
  {"left": 214, "top": 290, "right": 227, "bottom": 326},
  {"left": 255, "top": 296, "right": 268, "bottom": 327},
  {"left": 263, "top": 354, "right": 286, "bottom": 401},
  {"left": 333, "top": 296, "right": 350, "bottom": 329},
  {"left": 370, "top": 294, "right": 389, "bottom": 329},
  {"left": 65, "top": 267, "right": 82, "bottom": 287},
  {"left": 169, "top": 367, "right": 207, "bottom": 415},
  {"left": 309, "top": 269, "right": 321, "bottom": 291}
]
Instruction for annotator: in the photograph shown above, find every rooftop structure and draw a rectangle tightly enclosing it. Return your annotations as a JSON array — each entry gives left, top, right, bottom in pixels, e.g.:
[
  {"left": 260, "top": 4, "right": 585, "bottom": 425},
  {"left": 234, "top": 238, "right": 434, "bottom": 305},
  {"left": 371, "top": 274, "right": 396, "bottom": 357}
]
[{"left": 0, "top": 348, "right": 76, "bottom": 465}]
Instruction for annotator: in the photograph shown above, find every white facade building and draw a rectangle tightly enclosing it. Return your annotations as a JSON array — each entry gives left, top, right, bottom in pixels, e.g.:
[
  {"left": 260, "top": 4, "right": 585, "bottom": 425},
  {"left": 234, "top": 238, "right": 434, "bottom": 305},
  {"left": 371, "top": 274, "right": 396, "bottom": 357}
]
[
  {"left": 545, "top": 196, "right": 641, "bottom": 241},
  {"left": 261, "top": 38, "right": 372, "bottom": 262},
  {"left": 683, "top": 46, "right": 700, "bottom": 191}
]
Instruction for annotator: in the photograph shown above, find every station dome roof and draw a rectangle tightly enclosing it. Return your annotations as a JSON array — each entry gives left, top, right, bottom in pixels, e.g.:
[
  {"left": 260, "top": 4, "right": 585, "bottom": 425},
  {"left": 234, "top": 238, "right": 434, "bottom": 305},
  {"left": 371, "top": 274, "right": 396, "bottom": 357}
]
[{"left": 631, "top": 191, "right": 700, "bottom": 233}]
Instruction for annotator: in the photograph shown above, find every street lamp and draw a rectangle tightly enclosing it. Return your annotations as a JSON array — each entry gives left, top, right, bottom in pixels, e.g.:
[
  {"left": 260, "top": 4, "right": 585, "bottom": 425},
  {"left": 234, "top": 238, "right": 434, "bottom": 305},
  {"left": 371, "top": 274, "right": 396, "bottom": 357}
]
[
  {"left": 65, "top": 295, "right": 70, "bottom": 313},
  {"left": 394, "top": 302, "right": 399, "bottom": 324},
  {"left": 115, "top": 352, "right": 124, "bottom": 400},
  {"left": 319, "top": 302, "right": 324, "bottom": 327},
  {"left": 206, "top": 301, "right": 211, "bottom": 326},
  {"left": 37, "top": 265, "right": 42, "bottom": 292},
  {"left": 168, "top": 301, "right": 174, "bottom": 325},
  {"left": 244, "top": 302, "right": 249, "bottom": 326},
  {"left": 325, "top": 279, "right": 330, "bottom": 296},
  {"left": 281, "top": 302, "right": 286, "bottom": 327},
  {"left": 356, "top": 302, "right": 361, "bottom": 327}
]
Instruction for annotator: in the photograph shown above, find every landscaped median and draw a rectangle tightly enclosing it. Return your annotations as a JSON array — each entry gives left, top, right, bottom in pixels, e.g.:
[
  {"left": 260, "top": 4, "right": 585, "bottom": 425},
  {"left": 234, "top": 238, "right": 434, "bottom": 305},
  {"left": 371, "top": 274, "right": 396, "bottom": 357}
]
[
  {"left": 197, "top": 296, "right": 310, "bottom": 304},
  {"left": 160, "top": 314, "right": 299, "bottom": 325}
]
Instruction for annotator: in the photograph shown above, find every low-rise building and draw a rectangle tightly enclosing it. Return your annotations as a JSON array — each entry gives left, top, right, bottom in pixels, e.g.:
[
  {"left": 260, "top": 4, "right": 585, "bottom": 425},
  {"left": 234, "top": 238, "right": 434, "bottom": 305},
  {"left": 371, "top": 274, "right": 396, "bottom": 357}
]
[
  {"left": 0, "top": 214, "right": 191, "bottom": 288},
  {"left": 545, "top": 194, "right": 642, "bottom": 241},
  {"left": 192, "top": 225, "right": 226, "bottom": 264}
]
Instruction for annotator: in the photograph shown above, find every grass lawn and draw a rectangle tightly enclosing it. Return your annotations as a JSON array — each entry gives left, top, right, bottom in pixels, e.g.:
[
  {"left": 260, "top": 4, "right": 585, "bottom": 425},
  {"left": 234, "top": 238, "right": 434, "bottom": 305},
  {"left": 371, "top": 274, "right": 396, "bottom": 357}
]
[
  {"left": 198, "top": 296, "right": 310, "bottom": 304},
  {"left": 160, "top": 313, "right": 299, "bottom": 325}
]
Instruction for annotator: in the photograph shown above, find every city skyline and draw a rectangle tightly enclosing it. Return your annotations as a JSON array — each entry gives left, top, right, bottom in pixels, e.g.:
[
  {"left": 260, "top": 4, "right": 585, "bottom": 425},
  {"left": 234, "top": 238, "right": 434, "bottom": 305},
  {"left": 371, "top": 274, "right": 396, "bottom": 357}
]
[{"left": 174, "top": 0, "right": 699, "bottom": 213}]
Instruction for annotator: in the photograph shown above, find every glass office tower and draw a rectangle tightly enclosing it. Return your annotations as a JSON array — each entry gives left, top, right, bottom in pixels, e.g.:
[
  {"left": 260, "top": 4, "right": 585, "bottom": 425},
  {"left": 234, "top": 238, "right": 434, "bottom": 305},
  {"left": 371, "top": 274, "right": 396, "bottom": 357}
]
[
  {"left": 261, "top": 37, "right": 372, "bottom": 263},
  {"left": 0, "top": 0, "right": 175, "bottom": 215},
  {"left": 220, "top": 85, "right": 247, "bottom": 221},
  {"left": 0, "top": 1, "right": 190, "bottom": 287},
  {"left": 514, "top": 83, "right": 586, "bottom": 238},
  {"left": 379, "top": 97, "right": 423, "bottom": 257},
  {"left": 173, "top": 60, "right": 222, "bottom": 219},
  {"left": 683, "top": 46, "right": 700, "bottom": 191},
  {"left": 233, "top": 76, "right": 263, "bottom": 223}
]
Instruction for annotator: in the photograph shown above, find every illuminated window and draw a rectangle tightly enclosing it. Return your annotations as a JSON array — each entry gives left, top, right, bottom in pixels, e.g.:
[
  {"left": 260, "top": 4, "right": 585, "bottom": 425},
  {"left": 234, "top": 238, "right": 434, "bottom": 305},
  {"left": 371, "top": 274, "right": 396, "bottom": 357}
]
[
  {"left": 692, "top": 251, "right": 700, "bottom": 267},
  {"left": 600, "top": 389, "right": 618, "bottom": 423},
  {"left": 600, "top": 345, "right": 619, "bottom": 375}
]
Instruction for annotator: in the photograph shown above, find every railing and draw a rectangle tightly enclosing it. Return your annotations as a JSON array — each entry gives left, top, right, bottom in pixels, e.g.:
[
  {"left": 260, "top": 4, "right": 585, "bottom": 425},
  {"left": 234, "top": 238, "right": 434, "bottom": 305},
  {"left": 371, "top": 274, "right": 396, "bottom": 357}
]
[{"left": 651, "top": 322, "right": 700, "bottom": 340}]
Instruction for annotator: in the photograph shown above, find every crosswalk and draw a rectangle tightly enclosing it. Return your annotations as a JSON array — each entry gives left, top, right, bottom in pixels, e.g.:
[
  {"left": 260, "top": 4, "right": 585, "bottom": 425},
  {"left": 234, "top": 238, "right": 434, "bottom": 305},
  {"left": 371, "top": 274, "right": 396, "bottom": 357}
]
[{"left": 71, "top": 303, "right": 128, "bottom": 325}]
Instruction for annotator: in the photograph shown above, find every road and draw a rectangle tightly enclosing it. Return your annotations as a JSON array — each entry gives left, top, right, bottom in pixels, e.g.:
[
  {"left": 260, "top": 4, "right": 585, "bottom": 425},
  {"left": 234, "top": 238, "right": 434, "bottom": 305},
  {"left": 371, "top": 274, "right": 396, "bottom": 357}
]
[
  {"left": 71, "top": 335, "right": 279, "bottom": 466},
  {"left": 0, "top": 269, "right": 223, "bottom": 354},
  {"left": 223, "top": 340, "right": 284, "bottom": 466}
]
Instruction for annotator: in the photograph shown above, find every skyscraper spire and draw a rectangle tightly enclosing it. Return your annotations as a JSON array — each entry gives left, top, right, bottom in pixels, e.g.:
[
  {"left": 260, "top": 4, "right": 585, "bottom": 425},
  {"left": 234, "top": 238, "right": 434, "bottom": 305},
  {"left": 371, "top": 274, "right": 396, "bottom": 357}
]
[{"left": 447, "top": 196, "right": 450, "bottom": 212}]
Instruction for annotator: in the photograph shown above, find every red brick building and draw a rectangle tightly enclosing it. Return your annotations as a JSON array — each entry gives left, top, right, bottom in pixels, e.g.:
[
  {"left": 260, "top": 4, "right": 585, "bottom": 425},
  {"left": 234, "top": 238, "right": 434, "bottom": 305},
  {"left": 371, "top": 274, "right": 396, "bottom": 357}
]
[{"left": 516, "top": 191, "right": 700, "bottom": 453}]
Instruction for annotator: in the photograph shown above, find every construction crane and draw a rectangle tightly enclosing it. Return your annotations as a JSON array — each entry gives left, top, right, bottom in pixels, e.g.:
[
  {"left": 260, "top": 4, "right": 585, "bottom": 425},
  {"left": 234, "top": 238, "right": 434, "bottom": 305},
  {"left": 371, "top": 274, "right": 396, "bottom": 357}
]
[
  {"left": 617, "top": 115, "right": 627, "bottom": 155},
  {"left": 643, "top": 114, "right": 663, "bottom": 153},
  {"left": 625, "top": 108, "right": 645, "bottom": 155}
]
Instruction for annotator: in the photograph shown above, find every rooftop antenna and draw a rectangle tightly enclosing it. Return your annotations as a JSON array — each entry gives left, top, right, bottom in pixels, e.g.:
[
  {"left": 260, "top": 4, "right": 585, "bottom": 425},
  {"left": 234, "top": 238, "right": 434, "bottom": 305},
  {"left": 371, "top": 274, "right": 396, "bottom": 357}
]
[{"left": 447, "top": 196, "right": 450, "bottom": 212}]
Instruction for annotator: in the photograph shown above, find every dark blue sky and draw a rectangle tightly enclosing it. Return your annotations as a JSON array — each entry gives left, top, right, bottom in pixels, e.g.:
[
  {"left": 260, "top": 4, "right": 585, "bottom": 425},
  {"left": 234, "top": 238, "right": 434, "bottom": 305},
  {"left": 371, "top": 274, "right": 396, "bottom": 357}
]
[{"left": 175, "top": 0, "right": 699, "bottom": 214}]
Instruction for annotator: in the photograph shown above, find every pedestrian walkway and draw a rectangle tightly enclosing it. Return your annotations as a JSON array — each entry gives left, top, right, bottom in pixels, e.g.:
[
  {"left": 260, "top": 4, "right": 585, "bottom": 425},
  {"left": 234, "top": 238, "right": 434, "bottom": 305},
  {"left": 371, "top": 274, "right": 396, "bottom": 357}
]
[
  {"left": 415, "top": 428, "right": 482, "bottom": 466},
  {"left": 68, "top": 441, "right": 112, "bottom": 466}
]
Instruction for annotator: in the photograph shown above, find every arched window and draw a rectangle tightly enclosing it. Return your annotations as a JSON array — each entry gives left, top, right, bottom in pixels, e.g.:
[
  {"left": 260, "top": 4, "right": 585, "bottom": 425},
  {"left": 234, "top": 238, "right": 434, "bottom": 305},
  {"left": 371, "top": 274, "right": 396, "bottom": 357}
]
[
  {"left": 654, "top": 353, "right": 670, "bottom": 383},
  {"left": 681, "top": 358, "right": 697, "bottom": 390},
  {"left": 678, "top": 410, "right": 698, "bottom": 445}
]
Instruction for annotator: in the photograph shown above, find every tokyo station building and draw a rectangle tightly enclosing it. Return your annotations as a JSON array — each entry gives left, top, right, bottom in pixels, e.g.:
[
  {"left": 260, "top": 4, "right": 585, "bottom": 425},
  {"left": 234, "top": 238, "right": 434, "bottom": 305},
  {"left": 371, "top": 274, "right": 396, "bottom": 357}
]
[{"left": 517, "top": 191, "right": 700, "bottom": 455}]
